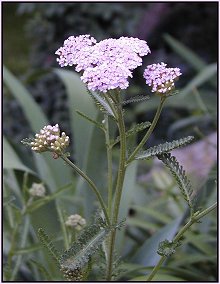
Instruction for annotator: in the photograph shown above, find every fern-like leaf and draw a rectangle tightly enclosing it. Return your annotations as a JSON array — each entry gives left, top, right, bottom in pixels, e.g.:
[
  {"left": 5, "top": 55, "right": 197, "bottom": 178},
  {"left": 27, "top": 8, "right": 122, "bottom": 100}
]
[
  {"left": 157, "top": 153, "right": 194, "bottom": 210},
  {"left": 76, "top": 110, "right": 105, "bottom": 131},
  {"left": 135, "top": 136, "right": 194, "bottom": 160},
  {"left": 59, "top": 216, "right": 120, "bottom": 272},
  {"left": 87, "top": 89, "right": 115, "bottom": 118},
  {"left": 21, "top": 137, "right": 34, "bottom": 146},
  {"left": 38, "top": 228, "right": 60, "bottom": 266},
  {"left": 121, "top": 95, "right": 150, "bottom": 106},
  {"left": 111, "top": 121, "right": 151, "bottom": 147}
]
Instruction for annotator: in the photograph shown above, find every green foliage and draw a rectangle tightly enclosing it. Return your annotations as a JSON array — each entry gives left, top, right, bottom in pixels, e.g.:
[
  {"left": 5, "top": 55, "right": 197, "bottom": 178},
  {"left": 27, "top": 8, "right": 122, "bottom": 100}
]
[
  {"left": 135, "top": 136, "right": 194, "bottom": 160},
  {"left": 3, "top": 196, "right": 16, "bottom": 207},
  {"left": 88, "top": 90, "right": 116, "bottom": 118},
  {"left": 132, "top": 216, "right": 184, "bottom": 266},
  {"left": 59, "top": 216, "right": 117, "bottom": 272},
  {"left": 122, "top": 95, "right": 150, "bottom": 106},
  {"left": 30, "top": 259, "right": 52, "bottom": 281},
  {"left": 157, "top": 239, "right": 182, "bottom": 257},
  {"left": 157, "top": 153, "right": 193, "bottom": 210},
  {"left": 3, "top": 66, "right": 48, "bottom": 131},
  {"left": 76, "top": 110, "right": 105, "bottom": 131},
  {"left": 164, "top": 34, "right": 207, "bottom": 72},
  {"left": 4, "top": 136, "right": 35, "bottom": 174},
  {"left": 180, "top": 63, "right": 217, "bottom": 97},
  {"left": 37, "top": 228, "right": 60, "bottom": 266},
  {"left": 111, "top": 121, "right": 151, "bottom": 147},
  {"left": 3, "top": 66, "right": 72, "bottom": 190}
]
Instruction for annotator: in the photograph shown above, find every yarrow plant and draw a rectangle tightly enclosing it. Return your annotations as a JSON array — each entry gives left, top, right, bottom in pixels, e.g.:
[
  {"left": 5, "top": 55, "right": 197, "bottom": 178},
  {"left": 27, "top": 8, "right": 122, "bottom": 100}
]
[{"left": 21, "top": 34, "right": 216, "bottom": 281}]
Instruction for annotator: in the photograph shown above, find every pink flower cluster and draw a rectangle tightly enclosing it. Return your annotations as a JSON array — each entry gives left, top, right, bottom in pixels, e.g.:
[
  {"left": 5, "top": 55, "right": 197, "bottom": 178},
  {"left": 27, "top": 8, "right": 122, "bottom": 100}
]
[
  {"left": 55, "top": 34, "right": 97, "bottom": 69},
  {"left": 56, "top": 35, "right": 151, "bottom": 92},
  {"left": 143, "top": 62, "right": 182, "bottom": 94}
]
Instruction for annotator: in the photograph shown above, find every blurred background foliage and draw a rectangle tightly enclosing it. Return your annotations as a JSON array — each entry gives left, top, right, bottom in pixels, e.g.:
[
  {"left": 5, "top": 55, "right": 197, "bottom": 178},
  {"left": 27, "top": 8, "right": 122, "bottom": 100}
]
[{"left": 3, "top": 2, "right": 217, "bottom": 281}]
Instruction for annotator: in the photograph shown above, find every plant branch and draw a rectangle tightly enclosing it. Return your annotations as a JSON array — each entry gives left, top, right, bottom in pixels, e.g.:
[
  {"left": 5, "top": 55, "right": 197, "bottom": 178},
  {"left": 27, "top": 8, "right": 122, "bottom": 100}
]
[
  {"left": 146, "top": 202, "right": 217, "bottom": 281},
  {"left": 60, "top": 154, "right": 110, "bottom": 225},
  {"left": 104, "top": 114, "right": 113, "bottom": 218},
  {"left": 127, "top": 96, "right": 166, "bottom": 164},
  {"left": 106, "top": 90, "right": 127, "bottom": 280}
]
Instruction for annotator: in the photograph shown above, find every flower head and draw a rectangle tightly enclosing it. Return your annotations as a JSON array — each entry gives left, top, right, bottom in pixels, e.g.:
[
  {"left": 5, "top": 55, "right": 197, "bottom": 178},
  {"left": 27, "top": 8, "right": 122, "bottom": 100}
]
[
  {"left": 22, "top": 124, "right": 69, "bottom": 155},
  {"left": 118, "top": 36, "right": 151, "bottom": 56},
  {"left": 65, "top": 214, "right": 86, "bottom": 231},
  {"left": 81, "top": 62, "right": 132, "bottom": 93},
  {"left": 55, "top": 34, "right": 97, "bottom": 68},
  {"left": 29, "top": 183, "right": 46, "bottom": 197},
  {"left": 143, "top": 62, "right": 182, "bottom": 94},
  {"left": 56, "top": 35, "right": 151, "bottom": 92}
]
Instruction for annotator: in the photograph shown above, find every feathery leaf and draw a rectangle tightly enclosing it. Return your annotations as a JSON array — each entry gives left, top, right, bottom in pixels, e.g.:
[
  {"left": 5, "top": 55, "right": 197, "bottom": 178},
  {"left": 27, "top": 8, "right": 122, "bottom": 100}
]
[
  {"left": 135, "top": 136, "right": 194, "bottom": 160},
  {"left": 157, "top": 153, "right": 194, "bottom": 210},
  {"left": 37, "top": 228, "right": 60, "bottom": 266},
  {"left": 121, "top": 95, "right": 150, "bottom": 106},
  {"left": 111, "top": 121, "right": 151, "bottom": 147},
  {"left": 59, "top": 216, "right": 121, "bottom": 271},
  {"left": 87, "top": 89, "right": 115, "bottom": 117}
]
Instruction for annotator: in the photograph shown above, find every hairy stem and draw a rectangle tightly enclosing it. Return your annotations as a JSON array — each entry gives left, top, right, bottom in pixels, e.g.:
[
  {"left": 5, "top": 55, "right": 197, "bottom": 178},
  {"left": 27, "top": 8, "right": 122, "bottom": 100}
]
[
  {"left": 104, "top": 115, "right": 113, "bottom": 218},
  {"left": 106, "top": 91, "right": 127, "bottom": 280},
  {"left": 146, "top": 202, "right": 217, "bottom": 281},
  {"left": 127, "top": 96, "right": 166, "bottom": 164},
  {"left": 60, "top": 155, "right": 110, "bottom": 225}
]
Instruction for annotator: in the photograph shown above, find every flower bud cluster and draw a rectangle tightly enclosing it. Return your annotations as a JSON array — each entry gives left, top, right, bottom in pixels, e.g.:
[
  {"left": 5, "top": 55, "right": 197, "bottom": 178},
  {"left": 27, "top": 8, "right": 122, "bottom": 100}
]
[
  {"left": 29, "top": 183, "right": 46, "bottom": 197},
  {"left": 65, "top": 214, "right": 86, "bottom": 231},
  {"left": 143, "top": 62, "right": 182, "bottom": 94},
  {"left": 30, "top": 124, "right": 69, "bottom": 154}
]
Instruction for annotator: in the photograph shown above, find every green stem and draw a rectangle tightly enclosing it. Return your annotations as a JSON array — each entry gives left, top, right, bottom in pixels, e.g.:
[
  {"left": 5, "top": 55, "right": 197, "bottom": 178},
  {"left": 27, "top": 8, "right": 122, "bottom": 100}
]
[
  {"left": 10, "top": 216, "right": 30, "bottom": 280},
  {"left": 104, "top": 114, "right": 113, "bottom": 217},
  {"left": 60, "top": 155, "right": 110, "bottom": 225},
  {"left": 7, "top": 198, "right": 30, "bottom": 271},
  {"left": 127, "top": 96, "right": 166, "bottom": 164},
  {"left": 146, "top": 202, "right": 217, "bottom": 281},
  {"left": 56, "top": 205, "right": 69, "bottom": 249},
  {"left": 106, "top": 91, "right": 127, "bottom": 280},
  {"left": 103, "top": 92, "right": 118, "bottom": 119},
  {"left": 7, "top": 191, "right": 31, "bottom": 280}
]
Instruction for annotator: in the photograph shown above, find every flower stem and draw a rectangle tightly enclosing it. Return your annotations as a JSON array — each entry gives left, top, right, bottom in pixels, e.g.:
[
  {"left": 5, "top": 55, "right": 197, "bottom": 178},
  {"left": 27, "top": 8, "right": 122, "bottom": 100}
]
[
  {"left": 104, "top": 114, "right": 113, "bottom": 217},
  {"left": 127, "top": 96, "right": 166, "bottom": 164},
  {"left": 60, "top": 154, "right": 110, "bottom": 225},
  {"left": 106, "top": 91, "right": 127, "bottom": 280},
  {"left": 146, "top": 202, "right": 217, "bottom": 281}
]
